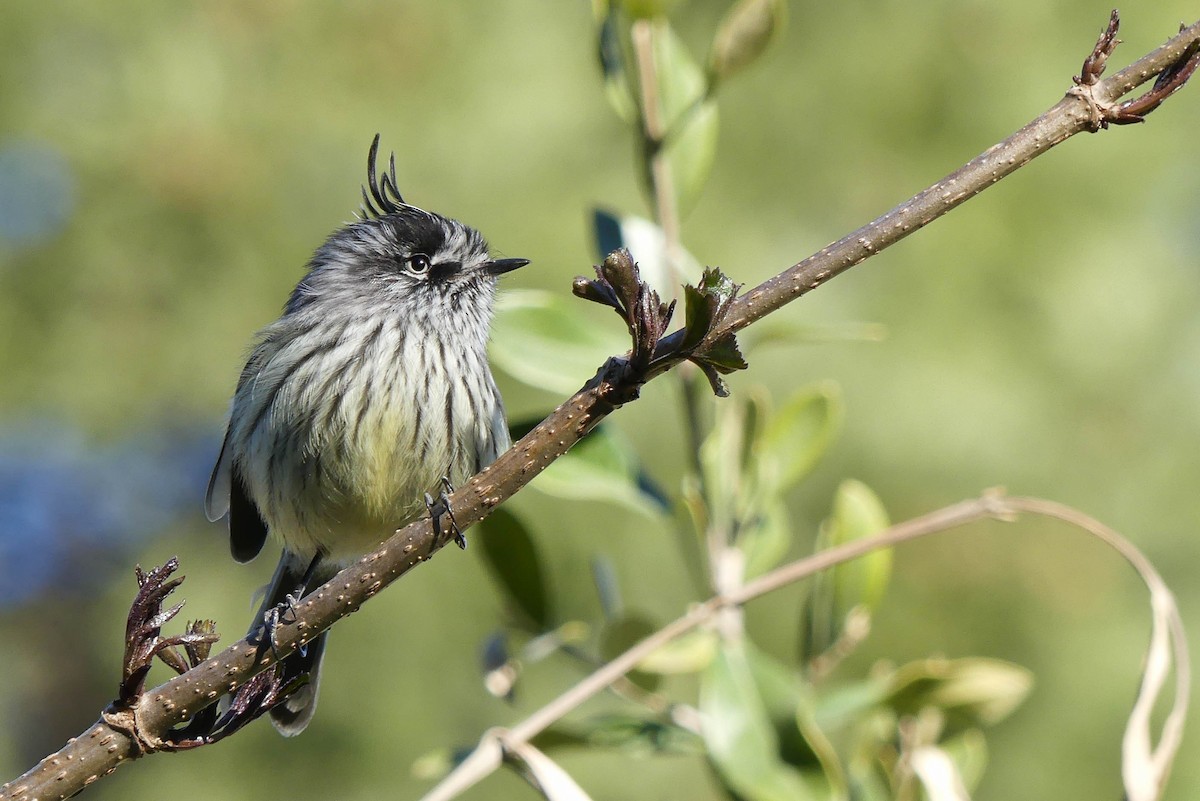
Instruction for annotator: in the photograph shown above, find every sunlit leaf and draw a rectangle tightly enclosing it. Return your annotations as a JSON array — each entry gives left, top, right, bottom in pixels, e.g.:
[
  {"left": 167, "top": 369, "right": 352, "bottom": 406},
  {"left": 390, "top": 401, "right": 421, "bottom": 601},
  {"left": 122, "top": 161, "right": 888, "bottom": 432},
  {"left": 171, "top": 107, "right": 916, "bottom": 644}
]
[
  {"left": 883, "top": 657, "right": 1034, "bottom": 736},
  {"left": 811, "top": 678, "right": 888, "bottom": 733},
  {"left": 739, "top": 500, "right": 792, "bottom": 578},
  {"left": 637, "top": 628, "right": 719, "bottom": 674},
  {"left": 596, "top": 10, "right": 637, "bottom": 122},
  {"left": 845, "top": 760, "right": 892, "bottom": 801},
  {"left": 825, "top": 480, "right": 891, "bottom": 616},
  {"left": 737, "top": 644, "right": 849, "bottom": 799},
  {"left": 800, "top": 567, "right": 835, "bottom": 667},
  {"left": 709, "top": 0, "right": 787, "bottom": 82},
  {"left": 535, "top": 714, "right": 704, "bottom": 755},
  {"left": 649, "top": 22, "right": 718, "bottom": 215},
  {"left": 662, "top": 99, "right": 718, "bottom": 217},
  {"left": 477, "top": 509, "right": 552, "bottom": 630},
  {"left": 673, "top": 477, "right": 712, "bottom": 596},
  {"left": 695, "top": 331, "right": 748, "bottom": 374},
  {"left": 411, "top": 747, "right": 455, "bottom": 781},
  {"left": 491, "top": 290, "right": 626, "bottom": 395},
  {"left": 802, "top": 479, "right": 889, "bottom": 665},
  {"left": 699, "top": 395, "right": 746, "bottom": 529},
  {"left": 683, "top": 267, "right": 741, "bottom": 351},
  {"left": 911, "top": 745, "right": 972, "bottom": 801},
  {"left": 533, "top": 424, "right": 666, "bottom": 517},
  {"left": 802, "top": 484, "right": 891, "bottom": 671},
  {"left": 700, "top": 643, "right": 820, "bottom": 801},
  {"left": 755, "top": 381, "right": 843, "bottom": 494},
  {"left": 939, "top": 729, "right": 989, "bottom": 793},
  {"left": 621, "top": 0, "right": 682, "bottom": 19}
]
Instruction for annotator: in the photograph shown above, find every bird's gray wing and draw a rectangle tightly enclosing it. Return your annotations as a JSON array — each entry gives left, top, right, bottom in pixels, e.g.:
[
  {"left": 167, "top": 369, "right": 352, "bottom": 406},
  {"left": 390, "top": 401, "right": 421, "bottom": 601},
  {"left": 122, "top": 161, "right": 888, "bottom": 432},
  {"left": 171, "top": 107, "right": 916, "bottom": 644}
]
[
  {"left": 204, "top": 432, "right": 233, "bottom": 522},
  {"left": 206, "top": 337, "right": 278, "bottom": 562}
]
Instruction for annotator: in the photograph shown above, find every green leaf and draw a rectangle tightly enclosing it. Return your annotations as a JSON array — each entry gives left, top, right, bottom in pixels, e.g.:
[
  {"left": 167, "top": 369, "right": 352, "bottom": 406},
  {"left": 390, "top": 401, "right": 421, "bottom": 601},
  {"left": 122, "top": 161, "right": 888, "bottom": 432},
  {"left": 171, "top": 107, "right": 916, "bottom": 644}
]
[
  {"left": 826, "top": 480, "right": 892, "bottom": 616},
  {"left": 700, "top": 643, "right": 822, "bottom": 801},
  {"left": 698, "top": 388, "right": 768, "bottom": 531},
  {"left": 600, "top": 613, "right": 661, "bottom": 691},
  {"left": 491, "top": 290, "right": 626, "bottom": 394},
  {"left": 738, "top": 500, "right": 792, "bottom": 579},
  {"left": 648, "top": 22, "right": 719, "bottom": 216},
  {"left": 742, "top": 644, "right": 845, "bottom": 793},
  {"left": 591, "top": 555, "right": 623, "bottom": 620},
  {"left": 699, "top": 395, "right": 748, "bottom": 529},
  {"left": 800, "top": 481, "right": 888, "bottom": 665},
  {"left": 681, "top": 282, "right": 714, "bottom": 351},
  {"left": 673, "top": 477, "right": 712, "bottom": 596},
  {"left": 699, "top": 264, "right": 741, "bottom": 309},
  {"left": 477, "top": 509, "right": 552, "bottom": 630},
  {"left": 709, "top": 0, "right": 786, "bottom": 82},
  {"left": 636, "top": 628, "right": 719, "bottom": 674},
  {"left": 939, "top": 729, "right": 989, "bottom": 793},
  {"left": 910, "top": 743, "right": 977, "bottom": 801},
  {"left": 411, "top": 746, "right": 455, "bottom": 781},
  {"left": 755, "top": 381, "right": 843, "bottom": 494},
  {"left": 694, "top": 331, "right": 748, "bottom": 374},
  {"left": 883, "top": 657, "right": 1034, "bottom": 736},
  {"left": 532, "top": 424, "right": 666, "bottom": 517},
  {"left": 596, "top": 10, "right": 637, "bottom": 122},
  {"left": 621, "top": 0, "right": 682, "bottom": 19},
  {"left": 535, "top": 714, "right": 703, "bottom": 756},
  {"left": 811, "top": 678, "right": 889, "bottom": 733},
  {"left": 663, "top": 99, "right": 718, "bottom": 217}
]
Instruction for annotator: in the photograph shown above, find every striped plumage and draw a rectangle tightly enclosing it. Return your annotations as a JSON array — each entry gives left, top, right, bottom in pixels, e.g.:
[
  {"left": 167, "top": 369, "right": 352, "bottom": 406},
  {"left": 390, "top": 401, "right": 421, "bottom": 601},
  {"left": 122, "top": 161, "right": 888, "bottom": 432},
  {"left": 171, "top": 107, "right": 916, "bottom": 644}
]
[{"left": 204, "top": 137, "right": 526, "bottom": 735}]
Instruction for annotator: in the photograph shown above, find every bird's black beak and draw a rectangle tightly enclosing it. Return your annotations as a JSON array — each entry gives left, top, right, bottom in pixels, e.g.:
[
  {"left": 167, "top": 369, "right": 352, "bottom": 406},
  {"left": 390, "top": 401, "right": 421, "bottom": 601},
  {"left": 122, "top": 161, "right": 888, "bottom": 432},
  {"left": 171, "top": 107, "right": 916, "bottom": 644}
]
[{"left": 485, "top": 258, "right": 530, "bottom": 276}]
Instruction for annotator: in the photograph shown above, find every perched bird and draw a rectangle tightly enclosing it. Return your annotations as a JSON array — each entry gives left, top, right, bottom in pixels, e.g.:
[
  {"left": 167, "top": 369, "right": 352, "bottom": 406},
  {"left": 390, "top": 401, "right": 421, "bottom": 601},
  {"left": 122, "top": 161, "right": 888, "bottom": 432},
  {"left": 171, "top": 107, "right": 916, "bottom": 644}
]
[{"left": 204, "top": 135, "right": 527, "bottom": 735}]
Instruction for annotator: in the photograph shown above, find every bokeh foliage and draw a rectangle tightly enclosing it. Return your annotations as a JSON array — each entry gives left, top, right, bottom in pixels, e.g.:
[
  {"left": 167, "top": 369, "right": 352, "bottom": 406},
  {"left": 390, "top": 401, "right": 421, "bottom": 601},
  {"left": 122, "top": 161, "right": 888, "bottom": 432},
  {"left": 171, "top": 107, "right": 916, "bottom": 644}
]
[{"left": 1, "top": 1, "right": 1199, "bottom": 800}]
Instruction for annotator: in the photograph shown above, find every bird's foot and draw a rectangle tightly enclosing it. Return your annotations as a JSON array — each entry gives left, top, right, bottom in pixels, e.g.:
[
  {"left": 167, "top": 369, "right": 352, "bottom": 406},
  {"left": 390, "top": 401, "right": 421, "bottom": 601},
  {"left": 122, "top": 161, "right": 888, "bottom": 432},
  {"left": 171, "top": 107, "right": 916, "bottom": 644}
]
[{"left": 425, "top": 476, "right": 465, "bottom": 549}]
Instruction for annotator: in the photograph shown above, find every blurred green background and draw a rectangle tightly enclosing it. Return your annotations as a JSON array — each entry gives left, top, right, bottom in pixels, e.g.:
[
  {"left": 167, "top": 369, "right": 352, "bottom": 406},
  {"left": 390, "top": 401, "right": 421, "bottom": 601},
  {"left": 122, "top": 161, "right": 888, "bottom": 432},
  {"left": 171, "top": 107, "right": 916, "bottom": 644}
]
[{"left": 2, "top": 1, "right": 1199, "bottom": 799}]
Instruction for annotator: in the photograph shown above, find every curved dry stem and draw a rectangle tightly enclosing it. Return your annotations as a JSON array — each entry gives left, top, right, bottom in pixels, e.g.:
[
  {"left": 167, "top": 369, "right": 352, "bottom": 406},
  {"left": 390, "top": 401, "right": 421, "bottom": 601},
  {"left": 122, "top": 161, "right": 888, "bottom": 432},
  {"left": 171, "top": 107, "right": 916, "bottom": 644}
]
[
  {"left": 1003, "top": 498, "right": 1189, "bottom": 801},
  {"left": 419, "top": 492, "right": 1188, "bottom": 801}
]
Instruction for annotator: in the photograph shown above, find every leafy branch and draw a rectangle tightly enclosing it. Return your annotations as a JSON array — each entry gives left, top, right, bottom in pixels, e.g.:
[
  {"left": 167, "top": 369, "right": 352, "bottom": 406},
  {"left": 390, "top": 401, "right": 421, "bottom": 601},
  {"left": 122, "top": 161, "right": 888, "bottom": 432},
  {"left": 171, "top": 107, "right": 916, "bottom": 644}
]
[{"left": 419, "top": 491, "right": 1188, "bottom": 801}]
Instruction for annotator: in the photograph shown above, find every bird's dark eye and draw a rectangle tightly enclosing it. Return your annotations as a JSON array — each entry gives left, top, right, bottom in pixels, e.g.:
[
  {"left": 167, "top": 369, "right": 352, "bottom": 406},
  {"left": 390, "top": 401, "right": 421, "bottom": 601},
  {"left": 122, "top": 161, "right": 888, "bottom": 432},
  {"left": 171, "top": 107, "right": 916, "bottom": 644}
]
[{"left": 407, "top": 254, "right": 431, "bottom": 274}]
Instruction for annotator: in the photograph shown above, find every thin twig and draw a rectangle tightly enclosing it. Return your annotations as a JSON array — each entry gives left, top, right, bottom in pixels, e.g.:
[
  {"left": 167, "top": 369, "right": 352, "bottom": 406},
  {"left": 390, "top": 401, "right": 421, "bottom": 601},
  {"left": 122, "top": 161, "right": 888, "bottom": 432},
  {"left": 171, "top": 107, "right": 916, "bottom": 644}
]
[
  {"left": 690, "top": 16, "right": 1200, "bottom": 344},
  {"left": 633, "top": 19, "right": 726, "bottom": 606}
]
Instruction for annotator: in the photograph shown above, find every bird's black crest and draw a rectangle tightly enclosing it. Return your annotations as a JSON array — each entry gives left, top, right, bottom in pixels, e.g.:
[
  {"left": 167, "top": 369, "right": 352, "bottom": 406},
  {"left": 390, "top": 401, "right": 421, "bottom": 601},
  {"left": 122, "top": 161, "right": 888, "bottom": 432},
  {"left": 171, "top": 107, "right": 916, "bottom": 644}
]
[{"left": 360, "top": 134, "right": 409, "bottom": 220}]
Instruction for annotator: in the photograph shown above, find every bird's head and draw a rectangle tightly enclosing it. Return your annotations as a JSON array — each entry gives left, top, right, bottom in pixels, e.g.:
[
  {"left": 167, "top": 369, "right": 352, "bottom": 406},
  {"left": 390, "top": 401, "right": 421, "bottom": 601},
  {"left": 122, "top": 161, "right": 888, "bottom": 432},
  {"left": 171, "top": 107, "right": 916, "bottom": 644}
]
[{"left": 286, "top": 135, "right": 527, "bottom": 318}]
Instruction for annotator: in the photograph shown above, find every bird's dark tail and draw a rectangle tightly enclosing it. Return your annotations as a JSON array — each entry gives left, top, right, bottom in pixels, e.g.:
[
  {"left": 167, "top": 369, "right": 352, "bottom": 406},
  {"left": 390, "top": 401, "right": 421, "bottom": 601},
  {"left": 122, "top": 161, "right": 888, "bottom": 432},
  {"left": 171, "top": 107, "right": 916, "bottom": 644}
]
[{"left": 253, "top": 550, "right": 334, "bottom": 737}]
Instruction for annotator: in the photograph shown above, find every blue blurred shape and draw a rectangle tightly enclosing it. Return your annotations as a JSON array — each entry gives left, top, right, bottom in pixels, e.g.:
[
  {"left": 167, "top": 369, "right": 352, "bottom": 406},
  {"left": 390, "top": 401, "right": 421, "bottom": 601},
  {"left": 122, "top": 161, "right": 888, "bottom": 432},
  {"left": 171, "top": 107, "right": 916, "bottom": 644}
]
[
  {"left": 0, "top": 421, "right": 219, "bottom": 608},
  {"left": 0, "top": 139, "right": 75, "bottom": 249}
]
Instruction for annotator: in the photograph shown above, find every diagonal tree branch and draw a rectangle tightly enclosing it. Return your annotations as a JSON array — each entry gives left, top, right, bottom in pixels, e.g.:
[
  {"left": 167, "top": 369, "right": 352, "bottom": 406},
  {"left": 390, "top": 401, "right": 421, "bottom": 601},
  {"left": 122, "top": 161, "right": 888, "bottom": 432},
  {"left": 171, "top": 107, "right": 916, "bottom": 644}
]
[
  {"left": 701, "top": 13, "right": 1200, "bottom": 341},
  {"left": 3, "top": 12, "right": 1198, "bottom": 801}
]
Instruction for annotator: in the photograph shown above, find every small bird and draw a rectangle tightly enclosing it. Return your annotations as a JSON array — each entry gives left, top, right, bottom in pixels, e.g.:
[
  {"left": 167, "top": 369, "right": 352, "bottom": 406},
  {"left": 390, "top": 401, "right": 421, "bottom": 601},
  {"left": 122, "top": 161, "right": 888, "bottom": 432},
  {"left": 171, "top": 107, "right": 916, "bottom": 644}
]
[{"left": 204, "top": 135, "right": 527, "bottom": 735}]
